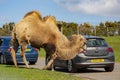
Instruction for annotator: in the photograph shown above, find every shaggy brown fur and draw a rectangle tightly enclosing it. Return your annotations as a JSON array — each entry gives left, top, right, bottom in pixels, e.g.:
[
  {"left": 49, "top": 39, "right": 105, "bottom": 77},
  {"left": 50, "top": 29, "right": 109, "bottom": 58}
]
[
  {"left": 24, "top": 11, "right": 42, "bottom": 20},
  {"left": 11, "top": 10, "right": 86, "bottom": 69}
]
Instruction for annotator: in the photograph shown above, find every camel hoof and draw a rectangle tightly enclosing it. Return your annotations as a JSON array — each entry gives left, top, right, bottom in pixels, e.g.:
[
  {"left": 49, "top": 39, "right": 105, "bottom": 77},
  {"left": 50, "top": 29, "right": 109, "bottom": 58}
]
[
  {"left": 26, "top": 66, "right": 30, "bottom": 69},
  {"left": 43, "top": 67, "right": 47, "bottom": 70},
  {"left": 14, "top": 65, "right": 18, "bottom": 68},
  {"left": 26, "top": 67, "right": 30, "bottom": 69},
  {"left": 43, "top": 68, "right": 46, "bottom": 70}
]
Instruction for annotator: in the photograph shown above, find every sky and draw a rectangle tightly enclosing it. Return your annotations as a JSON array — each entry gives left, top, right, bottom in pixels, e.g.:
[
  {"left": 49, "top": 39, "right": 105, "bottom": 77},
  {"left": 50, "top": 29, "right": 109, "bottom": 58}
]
[{"left": 0, "top": 0, "right": 120, "bottom": 27}]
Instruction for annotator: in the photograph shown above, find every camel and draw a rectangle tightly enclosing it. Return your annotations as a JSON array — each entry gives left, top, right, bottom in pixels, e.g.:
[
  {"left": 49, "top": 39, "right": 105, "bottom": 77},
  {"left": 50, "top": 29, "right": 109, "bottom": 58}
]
[{"left": 11, "top": 10, "right": 86, "bottom": 70}]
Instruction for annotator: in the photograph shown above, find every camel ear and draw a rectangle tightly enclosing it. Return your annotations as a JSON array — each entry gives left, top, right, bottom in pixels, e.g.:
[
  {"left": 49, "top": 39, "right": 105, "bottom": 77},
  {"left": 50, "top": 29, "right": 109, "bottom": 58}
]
[
  {"left": 80, "top": 35, "right": 86, "bottom": 42},
  {"left": 80, "top": 38, "right": 83, "bottom": 41}
]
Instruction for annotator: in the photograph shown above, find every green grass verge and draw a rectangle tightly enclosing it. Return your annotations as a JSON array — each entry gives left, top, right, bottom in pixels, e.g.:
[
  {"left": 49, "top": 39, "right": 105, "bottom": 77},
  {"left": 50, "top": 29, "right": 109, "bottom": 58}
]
[
  {"left": 39, "top": 48, "right": 46, "bottom": 58},
  {"left": 103, "top": 36, "right": 120, "bottom": 62},
  {"left": 0, "top": 65, "right": 85, "bottom": 80}
]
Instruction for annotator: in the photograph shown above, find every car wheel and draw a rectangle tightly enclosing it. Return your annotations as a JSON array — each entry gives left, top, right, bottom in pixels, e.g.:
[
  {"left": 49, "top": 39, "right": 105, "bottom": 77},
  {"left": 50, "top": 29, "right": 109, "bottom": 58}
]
[
  {"left": 67, "top": 60, "right": 77, "bottom": 73},
  {"left": 29, "top": 61, "right": 36, "bottom": 65},
  {"left": 104, "top": 66, "right": 114, "bottom": 72},
  {"left": 45, "top": 54, "right": 49, "bottom": 65},
  {"left": 0, "top": 54, "right": 7, "bottom": 64}
]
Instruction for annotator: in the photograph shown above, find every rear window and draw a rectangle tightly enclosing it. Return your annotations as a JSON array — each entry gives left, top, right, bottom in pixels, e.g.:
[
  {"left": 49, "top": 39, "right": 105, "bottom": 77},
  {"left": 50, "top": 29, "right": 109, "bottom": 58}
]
[
  {"left": 86, "top": 38, "right": 108, "bottom": 47},
  {"left": 2, "top": 38, "right": 11, "bottom": 46}
]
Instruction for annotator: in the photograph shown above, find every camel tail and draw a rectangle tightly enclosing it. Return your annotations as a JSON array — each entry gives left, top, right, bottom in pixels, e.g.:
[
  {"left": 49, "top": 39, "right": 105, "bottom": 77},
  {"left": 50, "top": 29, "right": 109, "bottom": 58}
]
[
  {"left": 11, "top": 27, "right": 19, "bottom": 53},
  {"left": 10, "top": 27, "right": 19, "bottom": 68}
]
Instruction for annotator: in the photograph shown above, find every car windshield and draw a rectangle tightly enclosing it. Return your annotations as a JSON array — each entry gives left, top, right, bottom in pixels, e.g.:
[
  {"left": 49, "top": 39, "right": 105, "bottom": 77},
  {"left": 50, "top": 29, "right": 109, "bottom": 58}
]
[{"left": 86, "top": 38, "right": 107, "bottom": 47}]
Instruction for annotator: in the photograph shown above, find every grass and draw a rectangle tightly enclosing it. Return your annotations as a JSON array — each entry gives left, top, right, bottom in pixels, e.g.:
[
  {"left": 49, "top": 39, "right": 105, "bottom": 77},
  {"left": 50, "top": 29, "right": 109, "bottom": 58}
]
[
  {"left": 103, "top": 36, "right": 120, "bottom": 62},
  {"left": 0, "top": 65, "right": 85, "bottom": 80},
  {"left": 1, "top": 36, "right": 119, "bottom": 80},
  {"left": 39, "top": 48, "right": 46, "bottom": 58}
]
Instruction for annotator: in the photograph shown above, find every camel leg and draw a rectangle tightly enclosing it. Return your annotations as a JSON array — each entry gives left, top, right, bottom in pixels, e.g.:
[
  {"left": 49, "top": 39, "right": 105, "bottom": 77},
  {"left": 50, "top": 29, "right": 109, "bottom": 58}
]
[
  {"left": 43, "top": 53, "right": 57, "bottom": 70},
  {"left": 51, "top": 63, "right": 54, "bottom": 71},
  {"left": 10, "top": 48, "right": 18, "bottom": 67},
  {"left": 43, "top": 59, "right": 54, "bottom": 70},
  {"left": 20, "top": 42, "right": 30, "bottom": 68},
  {"left": 23, "top": 52, "right": 29, "bottom": 68}
]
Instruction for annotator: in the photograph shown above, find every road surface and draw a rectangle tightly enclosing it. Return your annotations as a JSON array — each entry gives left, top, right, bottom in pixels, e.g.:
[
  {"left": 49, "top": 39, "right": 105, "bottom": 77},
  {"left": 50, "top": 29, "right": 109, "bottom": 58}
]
[{"left": 23, "top": 58, "right": 120, "bottom": 80}]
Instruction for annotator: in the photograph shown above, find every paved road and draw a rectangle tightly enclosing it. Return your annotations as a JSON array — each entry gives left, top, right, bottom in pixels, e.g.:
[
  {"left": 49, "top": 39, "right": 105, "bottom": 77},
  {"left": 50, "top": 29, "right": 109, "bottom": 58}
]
[
  {"left": 70, "top": 63, "right": 120, "bottom": 80},
  {"left": 25, "top": 58, "right": 120, "bottom": 80}
]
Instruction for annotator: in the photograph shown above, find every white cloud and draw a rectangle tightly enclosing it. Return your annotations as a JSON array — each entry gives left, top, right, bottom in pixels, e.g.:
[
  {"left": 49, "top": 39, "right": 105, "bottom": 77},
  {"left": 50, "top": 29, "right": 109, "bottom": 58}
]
[{"left": 53, "top": 0, "right": 120, "bottom": 17}]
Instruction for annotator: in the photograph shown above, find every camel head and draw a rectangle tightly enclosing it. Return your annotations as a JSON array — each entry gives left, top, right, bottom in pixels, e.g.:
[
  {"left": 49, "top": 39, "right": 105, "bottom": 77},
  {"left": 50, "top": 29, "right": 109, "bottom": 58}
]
[
  {"left": 69, "top": 34, "right": 86, "bottom": 53},
  {"left": 78, "top": 35, "right": 87, "bottom": 52}
]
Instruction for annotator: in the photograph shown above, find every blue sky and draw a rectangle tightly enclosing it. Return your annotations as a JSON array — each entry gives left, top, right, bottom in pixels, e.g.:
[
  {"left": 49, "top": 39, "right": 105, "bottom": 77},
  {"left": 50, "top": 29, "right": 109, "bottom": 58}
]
[{"left": 0, "top": 0, "right": 120, "bottom": 27}]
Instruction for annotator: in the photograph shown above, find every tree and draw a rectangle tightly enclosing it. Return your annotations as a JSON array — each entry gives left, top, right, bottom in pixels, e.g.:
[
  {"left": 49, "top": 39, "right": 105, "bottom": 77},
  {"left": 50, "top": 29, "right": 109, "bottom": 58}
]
[
  {"left": 112, "top": 21, "right": 118, "bottom": 36},
  {"left": 118, "top": 21, "right": 120, "bottom": 35},
  {"left": 79, "top": 22, "right": 92, "bottom": 35},
  {"left": 95, "top": 25, "right": 100, "bottom": 36},
  {"left": 99, "top": 22, "right": 106, "bottom": 36},
  {"left": 57, "top": 21, "right": 78, "bottom": 36},
  {"left": 9, "top": 22, "right": 15, "bottom": 30},
  {"left": 105, "top": 21, "right": 118, "bottom": 36},
  {"left": 0, "top": 22, "right": 15, "bottom": 36}
]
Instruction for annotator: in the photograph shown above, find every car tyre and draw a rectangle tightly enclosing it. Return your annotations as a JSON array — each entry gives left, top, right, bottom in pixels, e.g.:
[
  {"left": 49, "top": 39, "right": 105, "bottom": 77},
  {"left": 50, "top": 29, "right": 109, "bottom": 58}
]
[
  {"left": 67, "top": 60, "right": 77, "bottom": 73},
  {"left": 0, "top": 54, "right": 7, "bottom": 64},
  {"left": 29, "top": 61, "right": 36, "bottom": 65},
  {"left": 45, "top": 54, "right": 49, "bottom": 65},
  {"left": 104, "top": 66, "right": 114, "bottom": 72},
  {"left": 45, "top": 54, "right": 52, "bottom": 70}
]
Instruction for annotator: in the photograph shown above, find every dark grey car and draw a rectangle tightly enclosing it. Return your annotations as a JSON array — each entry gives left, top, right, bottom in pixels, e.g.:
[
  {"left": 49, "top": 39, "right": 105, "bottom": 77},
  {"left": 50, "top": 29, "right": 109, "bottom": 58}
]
[{"left": 52, "top": 36, "right": 115, "bottom": 72}]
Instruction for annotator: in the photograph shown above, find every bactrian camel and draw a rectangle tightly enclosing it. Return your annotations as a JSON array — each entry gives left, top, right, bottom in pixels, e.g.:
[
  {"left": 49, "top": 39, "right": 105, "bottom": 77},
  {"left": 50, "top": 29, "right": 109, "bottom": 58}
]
[{"left": 11, "top": 11, "right": 86, "bottom": 70}]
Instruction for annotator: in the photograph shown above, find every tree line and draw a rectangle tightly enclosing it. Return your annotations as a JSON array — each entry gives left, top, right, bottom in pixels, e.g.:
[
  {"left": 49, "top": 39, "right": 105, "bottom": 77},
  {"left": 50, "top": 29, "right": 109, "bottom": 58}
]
[
  {"left": 0, "top": 21, "right": 120, "bottom": 37},
  {"left": 0, "top": 22, "right": 14, "bottom": 36},
  {"left": 57, "top": 21, "right": 120, "bottom": 36}
]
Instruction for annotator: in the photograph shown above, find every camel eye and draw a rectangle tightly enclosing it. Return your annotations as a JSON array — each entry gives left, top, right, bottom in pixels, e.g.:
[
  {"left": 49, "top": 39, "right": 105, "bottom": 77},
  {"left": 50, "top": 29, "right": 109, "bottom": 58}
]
[{"left": 80, "top": 38, "right": 83, "bottom": 41}]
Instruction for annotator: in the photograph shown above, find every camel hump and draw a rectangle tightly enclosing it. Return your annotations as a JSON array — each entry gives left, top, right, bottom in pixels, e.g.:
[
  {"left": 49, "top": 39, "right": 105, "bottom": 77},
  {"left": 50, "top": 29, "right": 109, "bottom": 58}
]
[
  {"left": 43, "top": 16, "right": 56, "bottom": 24},
  {"left": 23, "top": 10, "right": 42, "bottom": 20}
]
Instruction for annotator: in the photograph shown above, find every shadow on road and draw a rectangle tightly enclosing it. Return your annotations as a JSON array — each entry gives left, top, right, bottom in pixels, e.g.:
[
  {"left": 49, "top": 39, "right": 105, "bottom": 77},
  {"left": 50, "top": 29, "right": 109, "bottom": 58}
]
[{"left": 55, "top": 67, "right": 105, "bottom": 73}]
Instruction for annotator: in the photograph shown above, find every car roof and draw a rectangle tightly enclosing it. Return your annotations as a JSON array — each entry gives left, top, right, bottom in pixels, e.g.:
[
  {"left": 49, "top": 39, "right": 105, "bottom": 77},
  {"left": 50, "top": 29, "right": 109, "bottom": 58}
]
[
  {"left": 0, "top": 36, "right": 11, "bottom": 39},
  {"left": 84, "top": 35, "right": 104, "bottom": 40}
]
